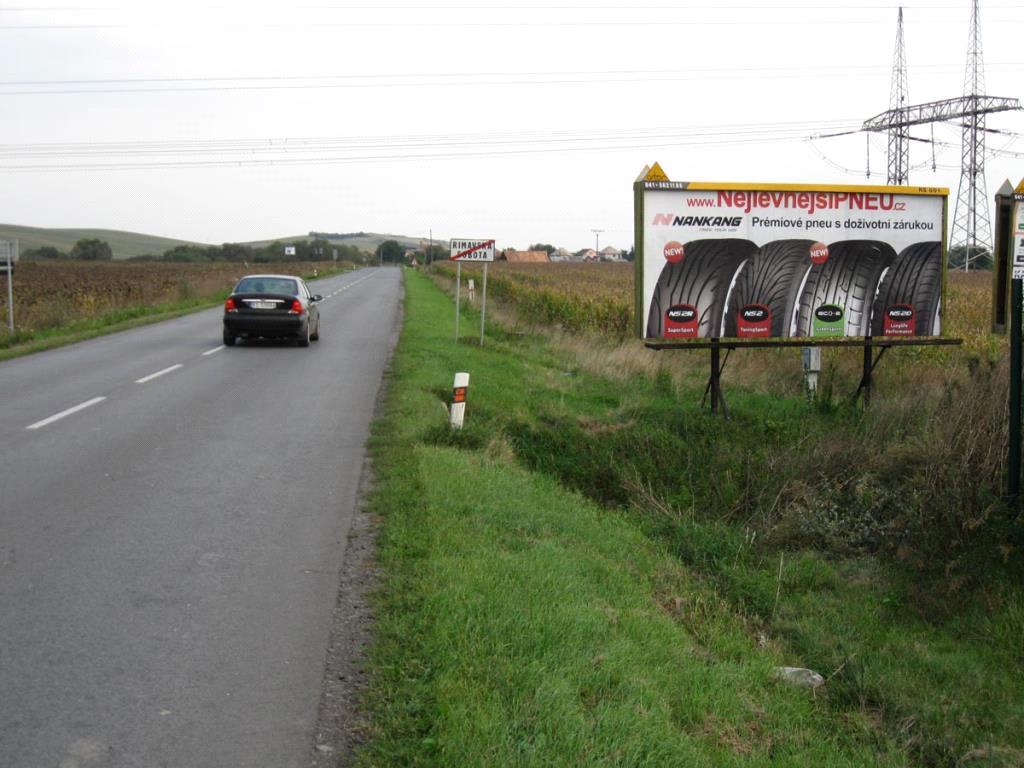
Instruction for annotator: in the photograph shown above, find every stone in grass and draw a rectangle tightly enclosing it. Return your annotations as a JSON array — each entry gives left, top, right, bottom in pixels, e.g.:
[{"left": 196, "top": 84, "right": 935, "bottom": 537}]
[{"left": 773, "top": 666, "right": 825, "bottom": 689}]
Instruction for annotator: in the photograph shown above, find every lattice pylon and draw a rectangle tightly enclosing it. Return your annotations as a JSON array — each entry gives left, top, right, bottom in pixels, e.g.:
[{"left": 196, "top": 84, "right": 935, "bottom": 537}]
[
  {"left": 887, "top": 7, "right": 909, "bottom": 185},
  {"left": 951, "top": 0, "right": 992, "bottom": 268}
]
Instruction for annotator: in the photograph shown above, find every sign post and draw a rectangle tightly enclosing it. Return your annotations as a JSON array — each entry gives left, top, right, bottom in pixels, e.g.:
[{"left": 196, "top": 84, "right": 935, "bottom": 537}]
[
  {"left": 1008, "top": 180, "right": 1024, "bottom": 505},
  {"left": 1, "top": 240, "right": 16, "bottom": 333},
  {"left": 455, "top": 262, "right": 462, "bottom": 341},
  {"left": 480, "top": 263, "right": 488, "bottom": 346},
  {"left": 449, "top": 238, "right": 495, "bottom": 345}
]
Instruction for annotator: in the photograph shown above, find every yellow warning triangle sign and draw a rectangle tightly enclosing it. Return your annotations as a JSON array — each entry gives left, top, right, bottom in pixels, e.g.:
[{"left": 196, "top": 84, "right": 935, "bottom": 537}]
[{"left": 643, "top": 162, "right": 669, "bottom": 182}]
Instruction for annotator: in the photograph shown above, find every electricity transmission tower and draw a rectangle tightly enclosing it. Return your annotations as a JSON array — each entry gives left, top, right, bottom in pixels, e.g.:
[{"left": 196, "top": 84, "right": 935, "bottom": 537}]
[
  {"left": 862, "top": 2, "right": 1021, "bottom": 267},
  {"left": 951, "top": 0, "right": 990, "bottom": 269},
  {"left": 887, "top": 7, "right": 909, "bottom": 185}
]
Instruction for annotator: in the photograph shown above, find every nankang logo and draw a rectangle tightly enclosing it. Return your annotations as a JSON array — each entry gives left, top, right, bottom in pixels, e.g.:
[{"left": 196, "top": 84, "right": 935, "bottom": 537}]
[{"left": 652, "top": 214, "right": 743, "bottom": 227}]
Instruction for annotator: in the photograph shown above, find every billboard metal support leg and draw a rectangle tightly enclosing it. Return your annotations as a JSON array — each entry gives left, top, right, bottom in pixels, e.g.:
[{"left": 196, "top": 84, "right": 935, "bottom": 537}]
[
  {"left": 705, "top": 341, "right": 730, "bottom": 418},
  {"left": 862, "top": 340, "right": 873, "bottom": 408},
  {"left": 853, "top": 341, "right": 888, "bottom": 408}
]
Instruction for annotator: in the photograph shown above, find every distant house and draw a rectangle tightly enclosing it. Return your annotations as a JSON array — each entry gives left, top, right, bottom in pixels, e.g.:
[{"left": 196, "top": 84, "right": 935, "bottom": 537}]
[
  {"left": 500, "top": 249, "right": 550, "bottom": 263},
  {"left": 599, "top": 246, "right": 623, "bottom": 261},
  {"left": 551, "top": 247, "right": 573, "bottom": 262},
  {"left": 579, "top": 249, "right": 598, "bottom": 262}
]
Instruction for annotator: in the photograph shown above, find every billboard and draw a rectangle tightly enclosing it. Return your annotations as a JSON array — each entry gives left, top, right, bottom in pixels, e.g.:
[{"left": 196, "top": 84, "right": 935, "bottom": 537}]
[{"left": 635, "top": 181, "right": 948, "bottom": 341}]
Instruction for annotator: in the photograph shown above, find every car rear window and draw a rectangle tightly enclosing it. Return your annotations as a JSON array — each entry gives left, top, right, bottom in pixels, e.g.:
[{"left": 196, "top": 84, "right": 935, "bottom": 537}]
[{"left": 236, "top": 278, "right": 299, "bottom": 295}]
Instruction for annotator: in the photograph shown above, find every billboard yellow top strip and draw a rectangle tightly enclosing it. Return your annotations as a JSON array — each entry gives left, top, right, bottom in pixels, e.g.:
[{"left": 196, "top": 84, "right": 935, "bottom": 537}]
[{"left": 662, "top": 181, "right": 948, "bottom": 196}]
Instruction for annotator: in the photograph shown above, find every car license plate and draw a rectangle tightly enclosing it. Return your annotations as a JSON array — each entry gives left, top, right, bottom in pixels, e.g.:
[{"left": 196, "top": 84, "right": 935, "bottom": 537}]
[{"left": 253, "top": 301, "right": 276, "bottom": 309}]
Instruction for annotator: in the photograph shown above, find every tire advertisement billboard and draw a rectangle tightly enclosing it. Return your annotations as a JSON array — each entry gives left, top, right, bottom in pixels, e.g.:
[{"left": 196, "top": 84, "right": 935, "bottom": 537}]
[{"left": 635, "top": 181, "right": 948, "bottom": 341}]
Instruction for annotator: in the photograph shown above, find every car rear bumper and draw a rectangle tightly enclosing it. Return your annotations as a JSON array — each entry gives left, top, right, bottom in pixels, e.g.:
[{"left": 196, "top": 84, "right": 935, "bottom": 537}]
[{"left": 224, "top": 315, "right": 306, "bottom": 338}]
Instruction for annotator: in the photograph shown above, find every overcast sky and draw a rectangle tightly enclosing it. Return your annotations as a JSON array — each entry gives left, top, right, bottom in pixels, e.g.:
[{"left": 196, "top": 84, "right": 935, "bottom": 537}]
[{"left": 0, "top": 1, "right": 1021, "bottom": 251}]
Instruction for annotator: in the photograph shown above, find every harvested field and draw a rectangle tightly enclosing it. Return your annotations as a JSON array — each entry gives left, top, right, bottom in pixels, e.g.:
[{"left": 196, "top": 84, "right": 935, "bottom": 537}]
[{"left": 0, "top": 260, "right": 339, "bottom": 332}]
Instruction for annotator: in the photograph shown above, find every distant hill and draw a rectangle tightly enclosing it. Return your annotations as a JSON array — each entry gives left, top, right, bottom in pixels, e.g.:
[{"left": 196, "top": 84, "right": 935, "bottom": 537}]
[
  {"left": 0, "top": 225, "right": 433, "bottom": 260},
  {"left": 0, "top": 224, "right": 203, "bottom": 260},
  {"left": 245, "top": 232, "right": 428, "bottom": 252}
]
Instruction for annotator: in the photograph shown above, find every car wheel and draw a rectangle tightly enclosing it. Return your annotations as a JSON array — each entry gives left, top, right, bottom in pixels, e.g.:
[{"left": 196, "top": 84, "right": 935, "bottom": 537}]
[
  {"left": 223, "top": 328, "right": 236, "bottom": 346},
  {"left": 310, "top": 318, "right": 320, "bottom": 341},
  {"left": 297, "top": 322, "right": 310, "bottom": 347}
]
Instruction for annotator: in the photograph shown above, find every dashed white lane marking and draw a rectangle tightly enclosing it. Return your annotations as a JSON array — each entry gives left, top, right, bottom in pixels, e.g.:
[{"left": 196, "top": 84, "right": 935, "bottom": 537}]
[
  {"left": 202, "top": 345, "right": 225, "bottom": 356},
  {"left": 135, "top": 364, "right": 184, "bottom": 384},
  {"left": 26, "top": 397, "right": 107, "bottom": 430}
]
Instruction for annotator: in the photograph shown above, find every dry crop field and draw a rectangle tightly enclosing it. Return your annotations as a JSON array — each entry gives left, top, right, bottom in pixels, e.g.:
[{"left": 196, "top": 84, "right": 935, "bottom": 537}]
[{"left": 0, "top": 260, "right": 339, "bottom": 333}]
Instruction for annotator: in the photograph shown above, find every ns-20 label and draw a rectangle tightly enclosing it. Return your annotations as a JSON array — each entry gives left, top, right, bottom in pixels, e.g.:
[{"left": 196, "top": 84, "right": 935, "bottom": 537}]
[{"left": 883, "top": 304, "right": 915, "bottom": 336}]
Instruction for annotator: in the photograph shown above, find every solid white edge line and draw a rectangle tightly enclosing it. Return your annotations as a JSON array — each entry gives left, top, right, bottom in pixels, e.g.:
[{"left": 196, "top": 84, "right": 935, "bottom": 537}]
[
  {"left": 135, "top": 363, "right": 184, "bottom": 384},
  {"left": 202, "top": 345, "right": 225, "bottom": 356},
  {"left": 26, "top": 396, "right": 107, "bottom": 431}
]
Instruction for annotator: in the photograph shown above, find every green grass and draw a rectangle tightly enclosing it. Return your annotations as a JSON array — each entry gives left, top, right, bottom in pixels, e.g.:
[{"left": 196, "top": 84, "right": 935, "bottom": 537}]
[
  {"left": 360, "top": 270, "right": 1024, "bottom": 768},
  {"left": 363, "top": 272, "right": 901, "bottom": 766},
  {"left": 361, "top": 270, "right": 1024, "bottom": 767}
]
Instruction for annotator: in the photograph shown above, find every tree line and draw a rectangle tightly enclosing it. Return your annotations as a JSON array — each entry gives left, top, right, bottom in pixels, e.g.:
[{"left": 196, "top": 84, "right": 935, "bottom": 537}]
[{"left": 22, "top": 238, "right": 369, "bottom": 264}]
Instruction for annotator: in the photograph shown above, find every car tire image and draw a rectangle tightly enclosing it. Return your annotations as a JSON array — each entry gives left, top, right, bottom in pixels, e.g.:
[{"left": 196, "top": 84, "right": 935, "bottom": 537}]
[
  {"left": 794, "top": 240, "right": 896, "bottom": 337},
  {"left": 645, "top": 238, "right": 758, "bottom": 338},
  {"left": 870, "top": 242, "right": 943, "bottom": 336},
  {"left": 723, "top": 239, "right": 816, "bottom": 338}
]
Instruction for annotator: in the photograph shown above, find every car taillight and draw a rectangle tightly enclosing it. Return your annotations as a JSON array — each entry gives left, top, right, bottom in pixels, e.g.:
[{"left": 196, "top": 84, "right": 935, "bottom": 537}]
[
  {"left": 289, "top": 299, "right": 304, "bottom": 315},
  {"left": 225, "top": 297, "right": 237, "bottom": 312}
]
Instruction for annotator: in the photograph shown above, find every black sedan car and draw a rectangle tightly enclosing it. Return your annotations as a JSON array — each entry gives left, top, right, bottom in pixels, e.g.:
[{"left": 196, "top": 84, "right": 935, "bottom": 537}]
[{"left": 222, "top": 274, "right": 322, "bottom": 347}]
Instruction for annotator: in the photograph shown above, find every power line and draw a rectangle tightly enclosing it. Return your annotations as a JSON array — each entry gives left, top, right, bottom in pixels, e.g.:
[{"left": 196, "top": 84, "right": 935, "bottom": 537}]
[
  {"left": 4, "top": 16, "right": 1024, "bottom": 30},
  {"left": 4, "top": 61, "right": 1020, "bottom": 88},
  {"left": 0, "top": 121, "right": 863, "bottom": 171}
]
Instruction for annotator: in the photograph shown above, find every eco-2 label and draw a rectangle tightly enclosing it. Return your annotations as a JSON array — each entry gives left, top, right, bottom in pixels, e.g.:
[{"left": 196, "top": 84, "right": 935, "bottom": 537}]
[{"left": 812, "top": 304, "right": 844, "bottom": 337}]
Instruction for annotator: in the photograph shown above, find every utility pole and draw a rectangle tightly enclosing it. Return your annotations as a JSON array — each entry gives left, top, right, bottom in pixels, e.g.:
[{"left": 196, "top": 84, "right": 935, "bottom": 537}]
[{"left": 591, "top": 228, "right": 603, "bottom": 261}]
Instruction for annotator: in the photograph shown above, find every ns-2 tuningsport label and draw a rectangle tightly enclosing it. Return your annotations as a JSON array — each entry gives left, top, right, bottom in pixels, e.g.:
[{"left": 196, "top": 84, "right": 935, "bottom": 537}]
[
  {"left": 736, "top": 305, "right": 771, "bottom": 338},
  {"left": 636, "top": 182, "right": 947, "bottom": 341}
]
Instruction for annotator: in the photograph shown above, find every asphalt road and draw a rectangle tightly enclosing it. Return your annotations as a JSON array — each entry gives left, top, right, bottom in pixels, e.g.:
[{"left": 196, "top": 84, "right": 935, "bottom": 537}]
[{"left": 0, "top": 267, "right": 402, "bottom": 768}]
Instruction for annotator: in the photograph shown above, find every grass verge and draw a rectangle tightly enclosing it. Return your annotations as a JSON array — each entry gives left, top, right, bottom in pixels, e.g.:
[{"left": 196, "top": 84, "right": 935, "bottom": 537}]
[{"left": 360, "top": 269, "right": 1024, "bottom": 766}]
